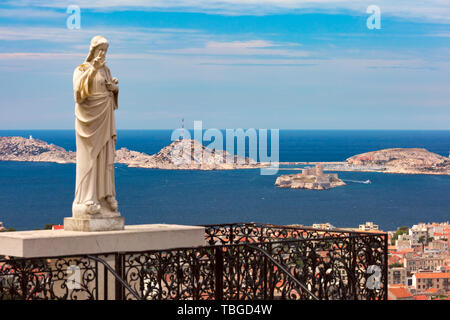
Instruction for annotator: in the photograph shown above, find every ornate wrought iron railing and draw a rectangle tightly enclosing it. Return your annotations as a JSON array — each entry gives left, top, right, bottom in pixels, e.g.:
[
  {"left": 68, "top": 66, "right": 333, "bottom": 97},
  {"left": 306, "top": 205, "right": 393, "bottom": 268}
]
[
  {"left": 0, "top": 223, "right": 388, "bottom": 300},
  {"left": 203, "top": 222, "right": 373, "bottom": 245},
  {"left": 203, "top": 223, "right": 388, "bottom": 300}
]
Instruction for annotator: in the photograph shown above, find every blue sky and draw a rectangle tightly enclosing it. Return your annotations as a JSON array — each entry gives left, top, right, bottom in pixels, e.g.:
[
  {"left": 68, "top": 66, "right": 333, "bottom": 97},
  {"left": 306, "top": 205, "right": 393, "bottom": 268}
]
[{"left": 0, "top": 1, "right": 450, "bottom": 129}]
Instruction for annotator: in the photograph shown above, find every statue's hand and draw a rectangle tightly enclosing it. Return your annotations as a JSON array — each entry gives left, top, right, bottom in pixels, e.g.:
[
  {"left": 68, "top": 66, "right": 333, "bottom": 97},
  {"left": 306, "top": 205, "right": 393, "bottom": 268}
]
[
  {"left": 112, "top": 77, "right": 119, "bottom": 85},
  {"left": 92, "top": 50, "right": 106, "bottom": 70},
  {"left": 105, "top": 80, "right": 118, "bottom": 92},
  {"left": 92, "top": 56, "right": 105, "bottom": 70}
]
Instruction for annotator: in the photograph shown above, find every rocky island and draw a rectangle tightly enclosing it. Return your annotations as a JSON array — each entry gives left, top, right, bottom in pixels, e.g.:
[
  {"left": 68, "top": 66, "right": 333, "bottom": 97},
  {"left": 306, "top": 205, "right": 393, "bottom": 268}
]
[
  {"left": 0, "top": 136, "right": 75, "bottom": 163},
  {"left": 285, "top": 148, "right": 450, "bottom": 176},
  {"left": 345, "top": 148, "right": 450, "bottom": 175},
  {"left": 275, "top": 164, "right": 346, "bottom": 190},
  {"left": 0, "top": 136, "right": 265, "bottom": 170},
  {"left": 116, "top": 138, "right": 265, "bottom": 170}
]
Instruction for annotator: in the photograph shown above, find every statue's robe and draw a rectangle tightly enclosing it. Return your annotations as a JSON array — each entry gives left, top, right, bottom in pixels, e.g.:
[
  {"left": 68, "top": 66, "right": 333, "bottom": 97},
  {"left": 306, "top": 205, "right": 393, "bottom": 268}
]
[{"left": 73, "top": 62, "right": 118, "bottom": 206}]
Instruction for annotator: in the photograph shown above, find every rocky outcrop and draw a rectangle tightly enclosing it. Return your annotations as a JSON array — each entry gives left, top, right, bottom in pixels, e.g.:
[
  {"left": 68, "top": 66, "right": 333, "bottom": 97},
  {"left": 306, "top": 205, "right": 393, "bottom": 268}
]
[
  {"left": 346, "top": 148, "right": 450, "bottom": 175},
  {"left": 118, "top": 139, "right": 265, "bottom": 170},
  {"left": 275, "top": 172, "right": 346, "bottom": 190},
  {"left": 0, "top": 136, "right": 75, "bottom": 163},
  {"left": 115, "top": 147, "right": 153, "bottom": 165},
  {"left": 0, "top": 136, "right": 265, "bottom": 170}
]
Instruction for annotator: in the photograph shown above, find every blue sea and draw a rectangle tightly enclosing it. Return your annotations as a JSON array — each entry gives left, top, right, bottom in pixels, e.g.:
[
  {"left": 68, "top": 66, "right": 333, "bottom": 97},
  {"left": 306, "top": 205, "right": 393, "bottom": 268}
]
[{"left": 0, "top": 130, "right": 449, "bottom": 231}]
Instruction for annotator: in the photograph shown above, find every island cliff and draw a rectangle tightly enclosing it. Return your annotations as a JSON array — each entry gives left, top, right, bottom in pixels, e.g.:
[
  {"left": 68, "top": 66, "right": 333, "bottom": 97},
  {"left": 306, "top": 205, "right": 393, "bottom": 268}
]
[
  {"left": 116, "top": 139, "right": 265, "bottom": 170},
  {"left": 0, "top": 136, "right": 265, "bottom": 170},
  {"left": 0, "top": 136, "right": 75, "bottom": 164}
]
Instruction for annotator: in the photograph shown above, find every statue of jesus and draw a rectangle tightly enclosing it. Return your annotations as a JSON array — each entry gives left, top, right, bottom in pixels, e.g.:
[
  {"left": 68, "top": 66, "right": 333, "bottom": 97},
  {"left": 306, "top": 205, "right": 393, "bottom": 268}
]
[{"left": 72, "top": 35, "right": 120, "bottom": 217}]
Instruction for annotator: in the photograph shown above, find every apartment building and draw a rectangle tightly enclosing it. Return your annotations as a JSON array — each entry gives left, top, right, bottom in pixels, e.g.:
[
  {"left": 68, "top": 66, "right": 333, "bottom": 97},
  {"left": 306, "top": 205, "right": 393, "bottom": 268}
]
[{"left": 412, "top": 272, "right": 450, "bottom": 292}]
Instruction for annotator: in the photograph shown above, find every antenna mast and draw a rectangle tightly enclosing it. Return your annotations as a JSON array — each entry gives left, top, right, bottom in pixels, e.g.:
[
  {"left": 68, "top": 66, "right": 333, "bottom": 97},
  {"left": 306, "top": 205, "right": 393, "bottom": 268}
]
[{"left": 182, "top": 118, "right": 185, "bottom": 140}]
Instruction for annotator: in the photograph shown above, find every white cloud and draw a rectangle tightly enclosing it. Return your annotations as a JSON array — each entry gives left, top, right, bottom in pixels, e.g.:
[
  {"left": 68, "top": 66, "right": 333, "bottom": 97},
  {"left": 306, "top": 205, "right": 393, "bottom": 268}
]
[
  {"left": 0, "top": 26, "right": 201, "bottom": 43},
  {"left": 0, "top": 8, "right": 64, "bottom": 18},
  {"left": 0, "top": 24, "right": 310, "bottom": 60},
  {"left": 206, "top": 40, "right": 276, "bottom": 49},
  {"left": 0, "top": 52, "right": 83, "bottom": 59},
  {"left": 155, "top": 40, "right": 309, "bottom": 58},
  {"left": 0, "top": 27, "right": 84, "bottom": 42}
]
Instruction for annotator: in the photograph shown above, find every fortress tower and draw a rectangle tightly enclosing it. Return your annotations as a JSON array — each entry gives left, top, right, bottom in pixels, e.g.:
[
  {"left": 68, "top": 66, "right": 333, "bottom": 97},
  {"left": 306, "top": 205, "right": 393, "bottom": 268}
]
[{"left": 315, "top": 164, "right": 324, "bottom": 176}]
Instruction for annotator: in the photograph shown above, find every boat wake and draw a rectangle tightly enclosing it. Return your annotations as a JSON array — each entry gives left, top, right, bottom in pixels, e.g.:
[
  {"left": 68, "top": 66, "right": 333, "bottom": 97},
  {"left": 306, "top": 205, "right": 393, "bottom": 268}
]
[{"left": 343, "top": 179, "right": 371, "bottom": 184}]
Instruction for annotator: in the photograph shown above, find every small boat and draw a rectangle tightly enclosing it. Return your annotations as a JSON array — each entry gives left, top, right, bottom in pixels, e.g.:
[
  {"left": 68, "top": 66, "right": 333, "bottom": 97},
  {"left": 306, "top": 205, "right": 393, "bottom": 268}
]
[{"left": 364, "top": 180, "right": 371, "bottom": 184}]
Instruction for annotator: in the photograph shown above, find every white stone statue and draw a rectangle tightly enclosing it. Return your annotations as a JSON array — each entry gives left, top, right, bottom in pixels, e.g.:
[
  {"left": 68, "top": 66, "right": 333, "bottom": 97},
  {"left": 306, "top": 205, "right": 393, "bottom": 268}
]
[{"left": 65, "top": 35, "right": 124, "bottom": 231}]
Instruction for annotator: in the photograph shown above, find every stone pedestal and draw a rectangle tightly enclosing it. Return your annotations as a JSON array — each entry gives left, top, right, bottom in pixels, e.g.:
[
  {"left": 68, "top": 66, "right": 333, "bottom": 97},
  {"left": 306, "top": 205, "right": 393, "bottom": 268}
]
[
  {"left": 64, "top": 216, "right": 125, "bottom": 232},
  {"left": 66, "top": 201, "right": 125, "bottom": 231}
]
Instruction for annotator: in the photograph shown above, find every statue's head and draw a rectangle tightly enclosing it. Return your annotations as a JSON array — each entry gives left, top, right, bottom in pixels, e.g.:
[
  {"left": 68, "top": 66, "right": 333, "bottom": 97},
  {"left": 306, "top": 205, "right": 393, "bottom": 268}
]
[{"left": 85, "top": 35, "right": 109, "bottom": 63}]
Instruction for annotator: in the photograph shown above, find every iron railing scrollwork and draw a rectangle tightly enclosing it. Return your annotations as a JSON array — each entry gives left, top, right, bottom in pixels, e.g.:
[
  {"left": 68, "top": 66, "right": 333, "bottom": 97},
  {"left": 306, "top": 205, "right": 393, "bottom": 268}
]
[
  {"left": 117, "top": 243, "right": 318, "bottom": 300},
  {"left": 245, "top": 244, "right": 318, "bottom": 300},
  {"left": 0, "top": 255, "right": 99, "bottom": 300},
  {"left": 86, "top": 255, "right": 141, "bottom": 300}
]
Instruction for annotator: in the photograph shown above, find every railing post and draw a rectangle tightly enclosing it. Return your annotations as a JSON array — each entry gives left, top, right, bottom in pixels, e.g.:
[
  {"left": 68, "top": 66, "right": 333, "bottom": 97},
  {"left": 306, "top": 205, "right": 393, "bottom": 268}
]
[
  {"left": 230, "top": 225, "right": 234, "bottom": 244},
  {"left": 349, "top": 236, "right": 357, "bottom": 300},
  {"left": 115, "top": 253, "right": 124, "bottom": 300},
  {"left": 383, "top": 234, "right": 388, "bottom": 300},
  {"left": 103, "top": 263, "right": 107, "bottom": 300},
  {"left": 215, "top": 247, "right": 224, "bottom": 300},
  {"left": 263, "top": 254, "right": 268, "bottom": 299},
  {"left": 267, "top": 243, "right": 273, "bottom": 299}
]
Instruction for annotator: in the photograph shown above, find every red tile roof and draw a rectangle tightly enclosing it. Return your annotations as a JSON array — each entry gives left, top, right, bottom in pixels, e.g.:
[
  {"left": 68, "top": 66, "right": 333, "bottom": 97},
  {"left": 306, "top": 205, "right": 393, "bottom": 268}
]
[
  {"left": 389, "top": 287, "right": 412, "bottom": 299},
  {"left": 389, "top": 255, "right": 403, "bottom": 265},
  {"left": 395, "top": 249, "right": 414, "bottom": 255},
  {"left": 415, "top": 272, "right": 450, "bottom": 279}
]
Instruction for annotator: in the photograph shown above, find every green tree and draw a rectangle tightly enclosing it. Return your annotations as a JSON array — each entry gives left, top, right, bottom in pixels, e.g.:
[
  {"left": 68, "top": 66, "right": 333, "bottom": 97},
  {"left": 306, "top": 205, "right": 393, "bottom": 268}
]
[
  {"left": 417, "top": 235, "right": 426, "bottom": 250},
  {"left": 389, "top": 262, "right": 403, "bottom": 268},
  {"left": 391, "top": 226, "right": 409, "bottom": 245}
]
